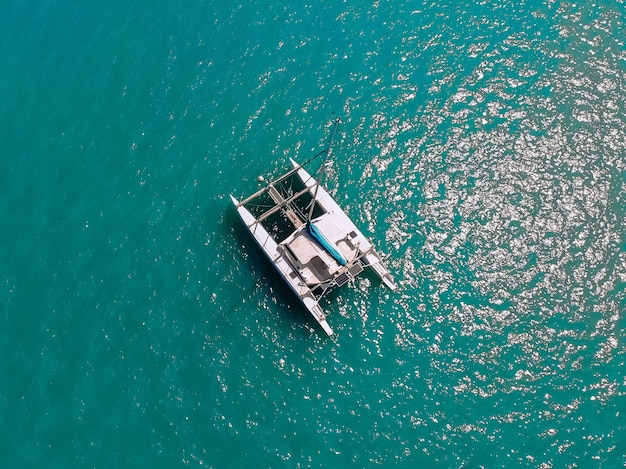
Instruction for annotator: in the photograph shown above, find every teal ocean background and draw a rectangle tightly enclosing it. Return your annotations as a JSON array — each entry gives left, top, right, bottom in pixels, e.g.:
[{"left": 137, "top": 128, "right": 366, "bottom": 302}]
[{"left": 2, "top": 0, "right": 625, "bottom": 467}]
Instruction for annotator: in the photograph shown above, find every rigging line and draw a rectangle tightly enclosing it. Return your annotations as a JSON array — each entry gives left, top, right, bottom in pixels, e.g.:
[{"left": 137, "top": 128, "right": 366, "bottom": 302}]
[
  {"left": 237, "top": 148, "right": 329, "bottom": 207},
  {"left": 306, "top": 118, "right": 342, "bottom": 222},
  {"left": 302, "top": 148, "right": 327, "bottom": 168}
]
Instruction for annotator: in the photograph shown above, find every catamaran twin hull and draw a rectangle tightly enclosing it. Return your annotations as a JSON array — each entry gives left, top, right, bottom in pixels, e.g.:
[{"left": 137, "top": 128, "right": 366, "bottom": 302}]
[{"left": 231, "top": 159, "right": 396, "bottom": 336}]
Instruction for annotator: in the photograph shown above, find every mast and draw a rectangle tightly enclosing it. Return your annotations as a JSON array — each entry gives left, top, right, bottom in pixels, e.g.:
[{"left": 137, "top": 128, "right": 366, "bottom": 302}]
[{"left": 307, "top": 117, "right": 341, "bottom": 221}]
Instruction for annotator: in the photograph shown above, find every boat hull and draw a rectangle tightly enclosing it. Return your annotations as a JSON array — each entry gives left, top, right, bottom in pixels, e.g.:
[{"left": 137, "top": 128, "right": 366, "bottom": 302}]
[
  {"left": 230, "top": 157, "right": 396, "bottom": 336},
  {"left": 230, "top": 195, "right": 334, "bottom": 336}
]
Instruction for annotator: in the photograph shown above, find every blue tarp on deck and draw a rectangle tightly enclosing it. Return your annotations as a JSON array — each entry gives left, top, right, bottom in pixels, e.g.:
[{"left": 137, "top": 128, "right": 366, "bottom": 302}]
[{"left": 307, "top": 221, "right": 348, "bottom": 266}]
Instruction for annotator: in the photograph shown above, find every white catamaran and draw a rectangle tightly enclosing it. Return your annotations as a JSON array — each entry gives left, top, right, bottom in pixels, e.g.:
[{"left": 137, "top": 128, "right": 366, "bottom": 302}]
[{"left": 230, "top": 119, "right": 396, "bottom": 335}]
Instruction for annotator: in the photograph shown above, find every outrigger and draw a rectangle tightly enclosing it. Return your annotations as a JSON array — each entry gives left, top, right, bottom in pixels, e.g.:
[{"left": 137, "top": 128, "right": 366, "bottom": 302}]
[{"left": 230, "top": 119, "right": 396, "bottom": 335}]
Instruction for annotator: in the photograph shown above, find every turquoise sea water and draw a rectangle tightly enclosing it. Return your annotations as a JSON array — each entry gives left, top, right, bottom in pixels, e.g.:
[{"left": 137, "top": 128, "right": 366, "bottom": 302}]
[{"left": 1, "top": 0, "right": 625, "bottom": 467}]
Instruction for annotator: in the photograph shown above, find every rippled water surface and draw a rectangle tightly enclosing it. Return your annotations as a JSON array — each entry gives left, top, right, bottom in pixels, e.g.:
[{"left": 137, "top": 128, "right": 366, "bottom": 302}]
[{"left": 1, "top": 0, "right": 624, "bottom": 467}]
